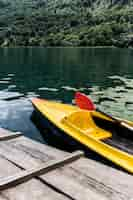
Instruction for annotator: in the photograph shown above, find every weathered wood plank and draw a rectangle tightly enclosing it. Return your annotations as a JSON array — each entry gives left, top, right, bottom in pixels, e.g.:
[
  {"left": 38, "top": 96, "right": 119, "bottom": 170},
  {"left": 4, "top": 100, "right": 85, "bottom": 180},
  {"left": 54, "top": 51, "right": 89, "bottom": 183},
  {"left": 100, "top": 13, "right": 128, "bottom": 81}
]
[
  {"left": 0, "top": 136, "right": 68, "bottom": 168},
  {"left": 39, "top": 159, "right": 133, "bottom": 200},
  {"left": 0, "top": 151, "right": 83, "bottom": 190},
  {"left": 0, "top": 128, "right": 22, "bottom": 141},
  {"left": 1, "top": 179, "right": 70, "bottom": 200},
  {"left": 0, "top": 136, "right": 133, "bottom": 200},
  {"left": 0, "top": 155, "right": 21, "bottom": 178},
  {"left": 0, "top": 140, "right": 105, "bottom": 200},
  {"left": 0, "top": 137, "right": 107, "bottom": 200},
  {"left": 42, "top": 169, "right": 108, "bottom": 200},
  {"left": 64, "top": 158, "right": 133, "bottom": 199},
  {"left": 11, "top": 136, "right": 67, "bottom": 159},
  {"left": 0, "top": 147, "right": 69, "bottom": 200},
  {"left": 0, "top": 128, "right": 18, "bottom": 136}
]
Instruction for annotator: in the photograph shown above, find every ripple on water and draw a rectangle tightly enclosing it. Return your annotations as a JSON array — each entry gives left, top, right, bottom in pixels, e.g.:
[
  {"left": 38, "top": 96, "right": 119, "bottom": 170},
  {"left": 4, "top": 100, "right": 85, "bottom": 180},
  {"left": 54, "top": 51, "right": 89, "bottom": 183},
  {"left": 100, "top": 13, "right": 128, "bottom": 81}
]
[
  {"left": 0, "top": 81, "right": 9, "bottom": 84},
  {"left": 38, "top": 87, "right": 59, "bottom": 92},
  {"left": 8, "top": 85, "right": 16, "bottom": 89},
  {"left": 61, "top": 86, "right": 78, "bottom": 92},
  {"left": 0, "top": 75, "right": 12, "bottom": 87},
  {"left": 1, "top": 77, "right": 12, "bottom": 81},
  {"left": 108, "top": 75, "right": 126, "bottom": 82},
  {"left": 89, "top": 76, "right": 133, "bottom": 121},
  {"left": 7, "top": 74, "right": 15, "bottom": 77},
  {"left": 26, "top": 92, "right": 40, "bottom": 98}
]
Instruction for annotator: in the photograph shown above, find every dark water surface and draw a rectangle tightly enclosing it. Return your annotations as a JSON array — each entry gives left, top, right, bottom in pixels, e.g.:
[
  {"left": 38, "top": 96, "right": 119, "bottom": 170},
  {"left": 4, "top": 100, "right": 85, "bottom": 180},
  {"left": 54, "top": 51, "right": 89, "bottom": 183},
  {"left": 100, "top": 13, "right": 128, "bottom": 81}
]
[{"left": 0, "top": 47, "right": 133, "bottom": 143}]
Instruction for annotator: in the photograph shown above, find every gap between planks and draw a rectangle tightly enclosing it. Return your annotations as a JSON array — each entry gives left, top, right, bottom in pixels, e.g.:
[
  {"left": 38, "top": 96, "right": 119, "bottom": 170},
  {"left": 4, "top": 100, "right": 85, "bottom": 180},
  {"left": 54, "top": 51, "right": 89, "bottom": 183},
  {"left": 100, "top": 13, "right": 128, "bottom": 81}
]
[{"left": 0, "top": 150, "right": 84, "bottom": 190}]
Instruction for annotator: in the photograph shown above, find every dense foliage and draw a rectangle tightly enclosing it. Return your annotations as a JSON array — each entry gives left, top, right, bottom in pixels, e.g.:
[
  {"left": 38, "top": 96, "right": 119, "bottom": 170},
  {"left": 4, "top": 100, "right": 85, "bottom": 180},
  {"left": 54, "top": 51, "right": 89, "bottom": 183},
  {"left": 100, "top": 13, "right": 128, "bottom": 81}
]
[{"left": 0, "top": 0, "right": 133, "bottom": 47}]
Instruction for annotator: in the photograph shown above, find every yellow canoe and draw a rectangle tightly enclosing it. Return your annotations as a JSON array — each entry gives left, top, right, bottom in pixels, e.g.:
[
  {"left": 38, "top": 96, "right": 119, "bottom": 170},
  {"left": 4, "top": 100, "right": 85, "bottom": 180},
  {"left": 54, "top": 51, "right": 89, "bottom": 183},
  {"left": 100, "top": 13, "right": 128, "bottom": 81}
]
[{"left": 31, "top": 98, "right": 133, "bottom": 173}]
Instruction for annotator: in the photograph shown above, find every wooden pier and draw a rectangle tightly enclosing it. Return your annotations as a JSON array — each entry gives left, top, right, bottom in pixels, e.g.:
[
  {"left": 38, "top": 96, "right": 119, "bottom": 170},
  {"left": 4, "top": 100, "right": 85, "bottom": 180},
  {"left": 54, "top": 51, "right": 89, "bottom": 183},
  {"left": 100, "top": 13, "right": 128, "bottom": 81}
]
[{"left": 0, "top": 128, "right": 132, "bottom": 200}]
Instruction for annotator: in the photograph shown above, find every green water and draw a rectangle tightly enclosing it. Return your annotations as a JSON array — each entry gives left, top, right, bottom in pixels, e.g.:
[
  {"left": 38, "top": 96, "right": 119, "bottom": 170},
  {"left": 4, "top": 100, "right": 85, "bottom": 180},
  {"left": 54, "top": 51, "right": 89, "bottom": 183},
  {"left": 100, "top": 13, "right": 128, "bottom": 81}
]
[
  {"left": 0, "top": 48, "right": 133, "bottom": 99},
  {"left": 0, "top": 47, "right": 133, "bottom": 142}
]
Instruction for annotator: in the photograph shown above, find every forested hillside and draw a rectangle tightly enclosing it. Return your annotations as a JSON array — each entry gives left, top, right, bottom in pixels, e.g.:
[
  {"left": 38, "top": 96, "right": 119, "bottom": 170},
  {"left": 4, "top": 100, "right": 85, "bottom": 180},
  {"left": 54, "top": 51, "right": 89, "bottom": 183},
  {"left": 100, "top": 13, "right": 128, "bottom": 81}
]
[{"left": 0, "top": 0, "right": 133, "bottom": 47}]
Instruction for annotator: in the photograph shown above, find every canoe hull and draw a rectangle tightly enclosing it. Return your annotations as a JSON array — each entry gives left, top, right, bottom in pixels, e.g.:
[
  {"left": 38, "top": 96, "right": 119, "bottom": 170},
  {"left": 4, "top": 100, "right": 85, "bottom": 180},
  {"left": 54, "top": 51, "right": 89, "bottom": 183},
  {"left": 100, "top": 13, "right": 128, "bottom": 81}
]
[
  {"left": 32, "top": 106, "right": 118, "bottom": 167},
  {"left": 31, "top": 98, "right": 133, "bottom": 174},
  {"left": 32, "top": 106, "right": 82, "bottom": 150}
]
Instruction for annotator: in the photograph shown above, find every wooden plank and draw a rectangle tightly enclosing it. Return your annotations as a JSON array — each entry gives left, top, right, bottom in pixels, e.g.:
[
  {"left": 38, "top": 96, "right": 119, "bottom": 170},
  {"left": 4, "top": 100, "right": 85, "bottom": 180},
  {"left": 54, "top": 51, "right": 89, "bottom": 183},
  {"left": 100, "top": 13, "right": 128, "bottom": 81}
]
[
  {"left": 63, "top": 158, "right": 133, "bottom": 199},
  {"left": 39, "top": 158, "right": 133, "bottom": 200},
  {"left": 0, "top": 151, "right": 83, "bottom": 190},
  {"left": 0, "top": 135, "right": 133, "bottom": 199},
  {"left": 0, "top": 140, "right": 104, "bottom": 200},
  {"left": 11, "top": 136, "right": 67, "bottom": 159},
  {"left": 0, "top": 136, "right": 68, "bottom": 168},
  {"left": 0, "top": 138, "right": 105, "bottom": 200},
  {"left": 0, "top": 129, "right": 22, "bottom": 141},
  {"left": 0, "top": 154, "right": 21, "bottom": 177},
  {"left": 0, "top": 147, "right": 69, "bottom": 200},
  {"left": 42, "top": 169, "right": 108, "bottom": 200},
  {"left": 0, "top": 128, "right": 23, "bottom": 141},
  {"left": 0, "top": 128, "right": 17, "bottom": 136},
  {"left": 1, "top": 179, "right": 70, "bottom": 200}
]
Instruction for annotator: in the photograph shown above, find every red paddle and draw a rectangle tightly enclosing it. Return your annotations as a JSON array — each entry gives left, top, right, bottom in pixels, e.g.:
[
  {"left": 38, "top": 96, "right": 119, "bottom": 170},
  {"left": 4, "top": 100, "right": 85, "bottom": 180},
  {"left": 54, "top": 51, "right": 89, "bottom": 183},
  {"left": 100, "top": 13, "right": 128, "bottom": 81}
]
[
  {"left": 75, "top": 92, "right": 96, "bottom": 110},
  {"left": 75, "top": 92, "right": 133, "bottom": 132}
]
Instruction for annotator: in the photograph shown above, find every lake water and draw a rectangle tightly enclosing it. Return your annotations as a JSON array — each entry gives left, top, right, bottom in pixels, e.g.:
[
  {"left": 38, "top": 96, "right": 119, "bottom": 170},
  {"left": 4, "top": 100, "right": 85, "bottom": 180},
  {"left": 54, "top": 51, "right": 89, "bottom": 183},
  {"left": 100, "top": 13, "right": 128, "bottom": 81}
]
[{"left": 0, "top": 47, "right": 133, "bottom": 144}]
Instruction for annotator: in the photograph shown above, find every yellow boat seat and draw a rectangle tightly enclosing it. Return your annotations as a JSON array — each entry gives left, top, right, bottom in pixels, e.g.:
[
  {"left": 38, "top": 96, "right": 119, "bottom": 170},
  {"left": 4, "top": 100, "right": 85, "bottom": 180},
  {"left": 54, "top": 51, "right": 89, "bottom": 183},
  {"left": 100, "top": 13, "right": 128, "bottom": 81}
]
[{"left": 61, "top": 111, "right": 112, "bottom": 140}]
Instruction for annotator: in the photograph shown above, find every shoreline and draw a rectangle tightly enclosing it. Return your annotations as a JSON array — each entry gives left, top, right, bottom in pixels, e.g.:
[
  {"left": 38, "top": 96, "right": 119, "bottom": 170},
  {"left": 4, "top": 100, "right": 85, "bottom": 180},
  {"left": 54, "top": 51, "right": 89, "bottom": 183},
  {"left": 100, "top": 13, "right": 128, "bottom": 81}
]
[{"left": 0, "top": 46, "right": 132, "bottom": 49}]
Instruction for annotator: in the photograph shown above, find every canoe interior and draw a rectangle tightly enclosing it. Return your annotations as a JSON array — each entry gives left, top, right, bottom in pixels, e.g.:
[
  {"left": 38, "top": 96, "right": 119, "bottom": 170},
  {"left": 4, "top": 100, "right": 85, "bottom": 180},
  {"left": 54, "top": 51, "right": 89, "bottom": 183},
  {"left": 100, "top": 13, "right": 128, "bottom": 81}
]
[{"left": 93, "top": 116, "right": 133, "bottom": 155}]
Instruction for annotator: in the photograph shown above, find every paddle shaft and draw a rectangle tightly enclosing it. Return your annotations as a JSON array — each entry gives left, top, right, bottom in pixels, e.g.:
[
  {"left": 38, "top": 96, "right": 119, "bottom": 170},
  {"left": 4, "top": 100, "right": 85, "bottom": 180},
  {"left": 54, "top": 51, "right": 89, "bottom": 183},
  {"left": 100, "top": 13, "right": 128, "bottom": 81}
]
[{"left": 96, "top": 108, "right": 133, "bottom": 132}]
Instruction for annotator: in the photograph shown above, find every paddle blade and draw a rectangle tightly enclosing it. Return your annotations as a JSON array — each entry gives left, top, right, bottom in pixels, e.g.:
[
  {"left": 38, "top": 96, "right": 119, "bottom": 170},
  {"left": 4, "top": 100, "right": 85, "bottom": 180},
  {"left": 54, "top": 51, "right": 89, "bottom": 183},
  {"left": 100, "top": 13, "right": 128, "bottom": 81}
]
[{"left": 75, "top": 92, "right": 96, "bottom": 110}]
